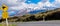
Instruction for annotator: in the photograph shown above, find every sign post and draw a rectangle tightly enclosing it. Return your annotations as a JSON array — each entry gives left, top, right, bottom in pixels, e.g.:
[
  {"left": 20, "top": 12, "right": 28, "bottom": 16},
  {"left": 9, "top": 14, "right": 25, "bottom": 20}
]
[
  {"left": 6, "top": 18, "right": 8, "bottom": 26},
  {"left": 1, "top": 4, "right": 9, "bottom": 26}
]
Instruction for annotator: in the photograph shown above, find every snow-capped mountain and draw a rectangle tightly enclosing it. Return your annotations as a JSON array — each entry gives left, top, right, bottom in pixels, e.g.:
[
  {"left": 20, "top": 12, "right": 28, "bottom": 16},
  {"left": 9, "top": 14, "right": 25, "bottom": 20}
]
[{"left": 13, "top": 7, "right": 57, "bottom": 16}]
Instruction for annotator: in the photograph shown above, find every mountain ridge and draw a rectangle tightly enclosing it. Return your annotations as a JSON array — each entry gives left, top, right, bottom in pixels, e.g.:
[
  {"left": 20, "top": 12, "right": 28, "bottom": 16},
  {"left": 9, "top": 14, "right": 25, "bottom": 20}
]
[{"left": 0, "top": 8, "right": 60, "bottom": 22}]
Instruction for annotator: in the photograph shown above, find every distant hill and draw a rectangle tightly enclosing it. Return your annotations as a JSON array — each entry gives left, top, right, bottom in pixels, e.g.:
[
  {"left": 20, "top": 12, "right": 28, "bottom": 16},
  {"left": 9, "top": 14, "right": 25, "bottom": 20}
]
[
  {"left": 0, "top": 8, "right": 60, "bottom": 22},
  {"left": 29, "top": 9, "right": 47, "bottom": 14}
]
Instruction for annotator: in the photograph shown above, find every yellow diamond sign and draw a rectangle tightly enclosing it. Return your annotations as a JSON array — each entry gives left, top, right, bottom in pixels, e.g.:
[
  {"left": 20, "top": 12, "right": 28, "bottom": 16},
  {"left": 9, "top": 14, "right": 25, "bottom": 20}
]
[
  {"left": 1, "top": 4, "right": 8, "bottom": 11},
  {"left": 2, "top": 12, "right": 9, "bottom": 19}
]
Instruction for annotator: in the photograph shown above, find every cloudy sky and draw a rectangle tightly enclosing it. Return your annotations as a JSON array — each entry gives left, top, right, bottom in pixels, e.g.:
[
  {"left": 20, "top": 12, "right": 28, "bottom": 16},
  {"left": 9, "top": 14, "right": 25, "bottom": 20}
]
[{"left": 0, "top": 0, "right": 60, "bottom": 17}]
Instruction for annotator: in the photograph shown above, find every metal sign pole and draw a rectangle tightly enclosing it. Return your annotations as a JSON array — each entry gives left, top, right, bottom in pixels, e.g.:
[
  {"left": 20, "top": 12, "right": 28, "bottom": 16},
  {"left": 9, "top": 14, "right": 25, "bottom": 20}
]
[
  {"left": 43, "top": 16, "right": 45, "bottom": 21},
  {"left": 6, "top": 18, "right": 8, "bottom": 26}
]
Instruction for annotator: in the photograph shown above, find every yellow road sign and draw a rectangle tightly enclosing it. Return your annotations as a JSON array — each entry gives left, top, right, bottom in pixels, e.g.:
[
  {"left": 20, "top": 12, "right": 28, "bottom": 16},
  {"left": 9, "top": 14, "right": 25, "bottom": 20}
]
[
  {"left": 2, "top": 11, "right": 9, "bottom": 19},
  {"left": 1, "top": 4, "right": 8, "bottom": 11},
  {"left": 0, "top": 7, "right": 1, "bottom": 10},
  {"left": 0, "top": 8, "right": 1, "bottom": 10}
]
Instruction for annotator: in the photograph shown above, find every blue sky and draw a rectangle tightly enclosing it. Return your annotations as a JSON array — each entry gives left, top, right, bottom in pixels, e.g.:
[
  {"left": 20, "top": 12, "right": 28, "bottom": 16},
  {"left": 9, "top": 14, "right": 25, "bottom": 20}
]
[
  {"left": 49, "top": 0, "right": 55, "bottom": 3},
  {"left": 0, "top": 0, "right": 60, "bottom": 17},
  {"left": 25, "top": 0, "right": 55, "bottom": 4},
  {"left": 25, "top": 0, "right": 42, "bottom": 4}
]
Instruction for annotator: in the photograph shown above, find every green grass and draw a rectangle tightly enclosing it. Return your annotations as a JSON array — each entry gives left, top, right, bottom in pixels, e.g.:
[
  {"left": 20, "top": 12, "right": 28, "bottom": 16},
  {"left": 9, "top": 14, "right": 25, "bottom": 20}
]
[
  {"left": 9, "top": 24, "right": 16, "bottom": 26},
  {"left": 0, "top": 24, "right": 2, "bottom": 26},
  {"left": 0, "top": 23, "right": 16, "bottom": 26}
]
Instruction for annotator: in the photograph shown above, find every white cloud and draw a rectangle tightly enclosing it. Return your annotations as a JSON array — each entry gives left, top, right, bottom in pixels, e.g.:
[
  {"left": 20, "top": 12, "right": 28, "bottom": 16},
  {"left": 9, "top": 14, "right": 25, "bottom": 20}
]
[
  {"left": 7, "top": 0, "right": 18, "bottom": 4},
  {"left": 1, "top": 0, "right": 17, "bottom": 5},
  {"left": 45, "top": 1, "right": 52, "bottom": 7},
  {"left": 1, "top": 0, "right": 60, "bottom": 16},
  {"left": 1, "top": 0, "right": 60, "bottom": 10},
  {"left": 10, "top": 6, "right": 25, "bottom": 10},
  {"left": 28, "top": 1, "right": 31, "bottom": 3},
  {"left": 1, "top": 0, "right": 57, "bottom": 10},
  {"left": 44, "top": 1, "right": 56, "bottom": 7},
  {"left": 55, "top": 0, "right": 60, "bottom": 3},
  {"left": 36, "top": 2, "right": 44, "bottom": 9},
  {"left": 8, "top": 0, "right": 57, "bottom": 12},
  {"left": 1, "top": 0, "right": 26, "bottom": 6},
  {"left": 53, "top": 0, "right": 60, "bottom": 8}
]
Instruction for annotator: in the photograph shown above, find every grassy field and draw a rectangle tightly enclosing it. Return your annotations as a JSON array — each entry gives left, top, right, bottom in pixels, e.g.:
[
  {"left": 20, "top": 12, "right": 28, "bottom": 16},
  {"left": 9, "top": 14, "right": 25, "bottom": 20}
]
[{"left": 0, "top": 23, "right": 16, "bottom": 26}]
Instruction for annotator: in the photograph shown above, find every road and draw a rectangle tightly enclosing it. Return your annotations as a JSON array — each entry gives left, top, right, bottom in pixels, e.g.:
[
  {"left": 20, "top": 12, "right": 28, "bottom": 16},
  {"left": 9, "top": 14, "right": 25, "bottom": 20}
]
[{"left": 8, "top": 20, "right": 60, "bottom": 26}]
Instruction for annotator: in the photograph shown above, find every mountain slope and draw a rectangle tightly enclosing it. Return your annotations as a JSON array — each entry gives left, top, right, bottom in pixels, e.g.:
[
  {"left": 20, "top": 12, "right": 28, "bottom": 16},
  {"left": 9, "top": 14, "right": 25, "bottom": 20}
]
[{"left": 0, "top": 8, "right": 60, "bottom": 22}]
